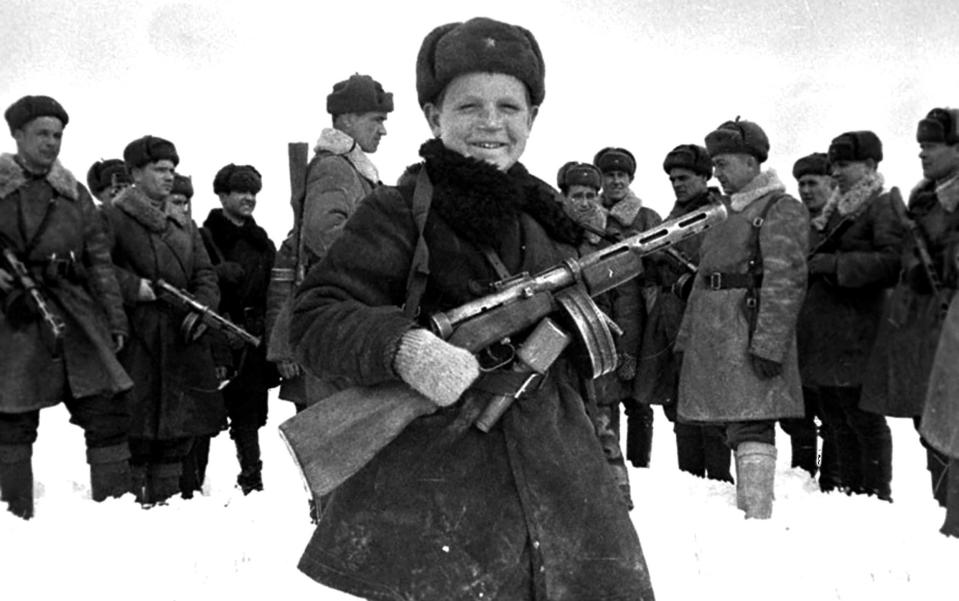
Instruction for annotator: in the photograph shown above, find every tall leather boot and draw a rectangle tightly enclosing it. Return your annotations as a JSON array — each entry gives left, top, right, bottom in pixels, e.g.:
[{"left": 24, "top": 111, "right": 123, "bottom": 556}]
[
  {"left": 790, "top": 431, "right": 819, "bottom": 477},
  {"left": 940, "top": 459, "right": 959, "bottom": 538},
  {"left": 702, "top": 425, "right": 733, "bottom": 483},
  {"left": 147, "top": 462, "right": 183, "bottom": 505},
  {"left": 861, "top": 420, "right": 893, "bottom": 502},
  {"left": 0, "top": 444, "right": 34, "bottom": 520},
  {"left": 88, "top": 443, "right": 132, "bottom": 502},
  {"left": 625, "top": 402, "right": 653, "bottom": 468},
  {"left": 818, "top": 421, "right": 843, "bottom": 492},
  {"left": 735, "top": 442, "right": 777, "bottom": 519},
  {"left": 232, "top": 427, "right": 263, "bottom": 495}
]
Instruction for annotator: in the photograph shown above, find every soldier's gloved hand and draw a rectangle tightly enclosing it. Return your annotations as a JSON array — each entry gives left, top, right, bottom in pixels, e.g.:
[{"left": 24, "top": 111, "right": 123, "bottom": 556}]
[
  {"left": 0, "top": 267, "right": 13, "bottom": 293},
  {"left": 1, "top": 290, "right": 38, "bottom": 328},
  {"left": 393, "top": 328, "right": 480, "bottom": 408},
  {"left": 215, "top": 261, "right": 245, "bottom": 285},
  {"left": 750, "top": 353, "right": 782, "bottom": 380},
  {"left": 808, "top": 253, "right": 837, "bottom": 276},
  {"left": 617, "top": 353, "right": 637, "bottom": 381}
]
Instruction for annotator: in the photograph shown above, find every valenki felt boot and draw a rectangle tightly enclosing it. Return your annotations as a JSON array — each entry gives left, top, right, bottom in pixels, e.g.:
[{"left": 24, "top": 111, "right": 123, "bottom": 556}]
[
  {"left": 735, "top": 441, "right": 777, "bottom": 519},
  {"left": 88, "top": 443, "right": 132, "bottom": 502}
]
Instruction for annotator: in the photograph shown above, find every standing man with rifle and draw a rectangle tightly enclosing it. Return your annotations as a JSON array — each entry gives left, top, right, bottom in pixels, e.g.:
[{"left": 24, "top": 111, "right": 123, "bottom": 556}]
[
  {"left": 102, "top": 135, "right": 225, "bottom": 505},
  {"left": 265, "top": 74, "right": 394, "bottom": 414},
  {"left": 288, "top": 17, "right": 657, "bottom": 600},
  {"left": 797, "top": 134, "right": 902, "bottom": 501},
  {"left": 863, "top": 107, "right": 959, "bottom": 511},
  {"left": 0, "top": 95, "right": 133, "bottom": 519},
  {"left": 199, "top": 163, "right": 278, "bottom": 495},
  {"left": 637, "top": 143, "right": 733, "bottom": 483},
  {"left": 676, "top": 118, "right": 809, "bottom": 519}
]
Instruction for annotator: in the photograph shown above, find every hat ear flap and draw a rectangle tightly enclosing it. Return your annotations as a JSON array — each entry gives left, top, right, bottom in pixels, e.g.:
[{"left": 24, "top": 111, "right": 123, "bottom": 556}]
[
  {"left": 517, "top": 24, "right": 545, "bottom": 103},
  {"left": 416, "top": 22, "right": 460, "bottom": 107}
]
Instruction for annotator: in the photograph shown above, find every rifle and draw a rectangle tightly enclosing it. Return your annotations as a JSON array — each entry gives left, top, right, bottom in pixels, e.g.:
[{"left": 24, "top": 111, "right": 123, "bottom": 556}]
[
  {"left": 279, "top": 202, "right": 727, "bottom": 496},
  {"left": 0, "top": 238, "right": 66, "bottom": 341},
  {"left": 890, "top": 189, "right": 950, "bottom": 314},
  {"left": 152, "top": 279, "right": 261, "bottom": 347}
]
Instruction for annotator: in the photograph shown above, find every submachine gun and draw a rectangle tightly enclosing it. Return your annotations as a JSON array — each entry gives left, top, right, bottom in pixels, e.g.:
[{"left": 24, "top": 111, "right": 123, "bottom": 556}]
[
  {"left": 279, "top": 202, "right": 727, "bottom": 496},
  {"left": 152, "top": 279, "right": 261, "bottom": 348},
  {"left": 0, "top": 236, "right": 66, "bottom": 341}
]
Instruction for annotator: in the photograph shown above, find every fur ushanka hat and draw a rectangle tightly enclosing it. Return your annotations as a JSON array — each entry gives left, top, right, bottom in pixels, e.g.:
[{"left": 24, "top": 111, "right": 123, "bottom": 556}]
[
  {"left": 123, "top": 135, "right": 179, "bottom": 169},
  {"left": 87, "top": 159, "right": 131, "bottom": 194},
  {"left": 663, "top": 144, "right": 712, "bottom": 178},
  {"left": 705, "top": 118, "right": 770, "bottom": 163},
  {"left": 556, "top": 161, "right": 602, "bottom": 192},
  {"left": 326, "top": 74, "right": 394, "bottom": 117},
  {"left": 213, "top": 163, "right": 262, "bottom": 195},
  {"left": 593, "top": 147, "right": 636, "bottom": 178},
  {"left": 792, "top": 152, "right": 831, "bottom": 180},
  {"left": 917, "top": 107, "right": 959, "bottom": 145},
  {"left": 4, "top": 95, "right": 69, "bottom": 133},
  {"left": 827, "top": 131, "right": 883, "bottom": 164}
]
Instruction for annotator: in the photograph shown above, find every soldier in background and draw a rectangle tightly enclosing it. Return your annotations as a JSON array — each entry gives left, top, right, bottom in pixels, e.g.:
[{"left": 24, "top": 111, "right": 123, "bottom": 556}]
[
  {"left": 676, "top": 119, "right": 809, "bottom": 519},
  {"left": 0, "top": 95, "right": 132, "bottom": 518},
  {"left": 200, "top": 164, "right": 278, "bottom": 494},
  {"left": 637, "top": 144, "right": 732, "bottom": 482},
  {"left": 593, "top": 146, "right": 662, "bottom": 469},
  {"left": 86, "top": 158, "right": 131, "bottom": 205},
  {"left": 102, "top": 135, "right": 225, "bottom": 505},
  {"left": 165, "top": 173, "right": 193, "bottom": 218}
]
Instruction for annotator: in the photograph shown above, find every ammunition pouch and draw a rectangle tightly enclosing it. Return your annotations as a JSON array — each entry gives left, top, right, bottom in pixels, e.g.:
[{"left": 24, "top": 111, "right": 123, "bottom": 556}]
[{"left": 33, "top": 256, "right": 86, "bottom": 285}]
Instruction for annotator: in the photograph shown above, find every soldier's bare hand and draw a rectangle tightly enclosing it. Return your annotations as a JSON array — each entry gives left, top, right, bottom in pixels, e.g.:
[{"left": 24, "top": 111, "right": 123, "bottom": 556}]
[
  {"left": 0, "top": 267, "right": 13, "bottom": 293},
  {"left": 277, "top": 360, "right": 302, "bottom": 379},
  {"left": 113, "top": 333, "right": 125, "bottom": 353},
  {"left": 137, "top": 279, "right": 157, "bottom": 301}
]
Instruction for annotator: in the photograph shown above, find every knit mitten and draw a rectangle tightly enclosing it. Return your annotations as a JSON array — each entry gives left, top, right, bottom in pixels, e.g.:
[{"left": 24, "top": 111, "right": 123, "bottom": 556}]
[{"left": 393, "top": 329, "right": 480, "bottom": 407}]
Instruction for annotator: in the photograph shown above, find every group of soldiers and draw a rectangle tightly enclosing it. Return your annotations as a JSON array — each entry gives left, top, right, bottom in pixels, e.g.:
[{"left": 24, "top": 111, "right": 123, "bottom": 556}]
[
  {"left": 551, "top": 111, "right": 959, "bottom": 535},
  {"left": 2, "top": 81, "right": 959, "bottom": 539}
]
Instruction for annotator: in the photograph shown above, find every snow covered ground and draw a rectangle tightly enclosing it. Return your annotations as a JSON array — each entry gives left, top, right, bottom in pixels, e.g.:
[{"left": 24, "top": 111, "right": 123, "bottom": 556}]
[{"left": 1, "top": 396, "right": 954, "bottom": 601}]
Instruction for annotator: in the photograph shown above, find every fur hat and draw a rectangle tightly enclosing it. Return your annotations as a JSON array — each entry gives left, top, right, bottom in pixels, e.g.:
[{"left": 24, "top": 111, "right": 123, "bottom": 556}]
[
  {"left": 917, "top": 107, "right": 959, "bottom": 145},
  {"left": 556, "top": 161, "right": 602, "bottom": 192},
  {"left": 86, "top": 159, "right": 131, "bottom": 194},
  {"left": 828, "top": 130, "right": 883, "bottom": 163},
  {"left": 4, "top": 95, "right": 69, "bottom": 133},
  {"left": 123, "top": 135, "right": 179, "bottom": 168},
  {"left": 416, "top": 17, "right": 545, "bottom": 108},
  {"left": 792, "top": 152, "right": 831, "bottom": 180},
  {"left": 213, "top": 163, "right": 262, "bottom": 195},
  {"left": 327, "top": 74, "right": 394, "bottom": 116},
  {"left": 663, "top": 144, "right": 712, "bottom": 178},
  {"left": 593, "top": 147, "right": 636, "bottom": 178},
  {"left": 704, "top": 118, "right": 769, "bottom": 163},
  {"left": 171, "top": 173, "right": 194, "bottom": 199}
]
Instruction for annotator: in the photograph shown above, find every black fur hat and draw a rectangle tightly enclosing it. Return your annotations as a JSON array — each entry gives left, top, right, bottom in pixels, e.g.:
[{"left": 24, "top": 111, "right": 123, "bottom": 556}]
[
  {"left": 416, "top": 17, "right": 545, "bottom": 108},
  {"left": 327, "top": 74, "right": 394, "bottom": 116},
  {"left": 86, "top": 159, "right": 131, "bottom": 194},
  {"left": 593, "top": 147, "right": 636, "bottom": 178},
  {"left": 663, "top": 144, "right": 712, "bottom": 178},
  {"left": 172, "top": 173, "right": 194, "bottom": 199},
  {"left": 556, "top": 161, "right": 602, "bottom": 192},
  {"left": 123, "top": 135, "right": 179, "bottom": 168},
  {"left": 917, "top": 107, "right": 959, "bottom": 145},
  {"left": 4, "top": 95, "right": 69, "bottom": 133},
  {"left": 828, "top": 131, "right": 883, "bottom": 164},
  {"left": 213, "top": 163, "right": 262, "bottom": 195},
  {"left": 705, "top": 118, "right": 769, "bottom": 163},
  {"left": 792, "top": 152, "right": 830, "bottom": 180}
]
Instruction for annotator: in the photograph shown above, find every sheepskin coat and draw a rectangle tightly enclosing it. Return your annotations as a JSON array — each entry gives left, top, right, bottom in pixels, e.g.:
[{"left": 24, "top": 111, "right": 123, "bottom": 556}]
[
  {"left": 0, "top": 154, "right": 131, "bottom": 411},
  {"left": 290, "top": 139, "right": 655, "bottom": 601}
]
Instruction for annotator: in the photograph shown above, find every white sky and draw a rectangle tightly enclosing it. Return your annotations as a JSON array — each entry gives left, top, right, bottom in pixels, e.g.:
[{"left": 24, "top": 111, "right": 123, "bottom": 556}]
[{"left": 3, "top": 0, "right": 959, "bottom": 240}]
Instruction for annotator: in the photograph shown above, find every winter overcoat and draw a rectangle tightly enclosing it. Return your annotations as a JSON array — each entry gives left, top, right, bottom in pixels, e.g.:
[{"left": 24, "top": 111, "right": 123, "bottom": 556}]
[
  {"left": 103, "top": 187, "right": 225, "bottom": 439},
  {"left": 291, "top": 140, "right": 654, "bottom": 601},
  {"left": 635, "top": 187, "right": 720, "bottom": 406},
  {"left": 861, "top": 180, "right": 959, "bottom": 417},
  {"left": 922, "top": 285, "right": 959, "bottom": 458},
  {"left": 0, "top": 154, "right": 131, "bottom": 410},
  {"left": 797, "top": 187, "right": 904, "bottom": 387},
  {"left": 201, "top": 209, "right": 278, "bottom": 426},
  {"left": 676, "top": 171, "right": 809, "bottom": 422}
]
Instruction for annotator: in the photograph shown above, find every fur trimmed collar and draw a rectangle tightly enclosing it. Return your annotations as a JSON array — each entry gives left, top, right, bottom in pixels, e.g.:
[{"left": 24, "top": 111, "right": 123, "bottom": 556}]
[
  {"left": 604, "top": 189, "right": 644, "bottom": 227},
  {"left": 729, "top": 169, "right": 786, "bottom": 212},
  {"left": 811, "top": 172, "right": 883, "bottom": 230},
  {"left": 0, "top": 153, "right": 79, "bottom": 201},
  {"left": 935, "top": 172, "right": 959, "bottom": 213},
  {"left": 314, "top": 127, "right": 380, "bottom": 184},
  {"left": 113, "top": 185, "right": 187, "bottom": 232},
  {"left": 202, "top": 208, "right": 271, "bottom": 252},
  {"left": 415, "top": 138, "right": 582, "bottom": 247}
]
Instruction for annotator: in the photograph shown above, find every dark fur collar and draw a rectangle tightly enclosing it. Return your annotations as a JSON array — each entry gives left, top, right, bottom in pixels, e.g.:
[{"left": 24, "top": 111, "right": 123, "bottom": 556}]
[
  {"left": 113, "top": 185, "right": 187, "bottom": 232},
  {"left": 0, "top": 153, "right": 79, "bottom": 201},
  {"left": 202, "top": 208, "right": 270, "bottom": 252},
  {"left": 415, "top": 139, "right": 582, "bottom": 247}
]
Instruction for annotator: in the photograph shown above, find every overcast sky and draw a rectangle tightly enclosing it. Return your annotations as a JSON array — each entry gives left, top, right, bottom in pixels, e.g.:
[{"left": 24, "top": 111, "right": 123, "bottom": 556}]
[{"left": 3, "top": 0, "right": 958, "bottom": 239}]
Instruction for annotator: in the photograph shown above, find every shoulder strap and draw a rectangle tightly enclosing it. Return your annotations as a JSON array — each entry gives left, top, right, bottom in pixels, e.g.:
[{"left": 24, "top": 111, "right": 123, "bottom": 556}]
[
  {"left": 748, "top": 193, "right": 785, "bottom": 277},
  {"left": 402, "top": 169, "right": 433, "bottom": 319}
]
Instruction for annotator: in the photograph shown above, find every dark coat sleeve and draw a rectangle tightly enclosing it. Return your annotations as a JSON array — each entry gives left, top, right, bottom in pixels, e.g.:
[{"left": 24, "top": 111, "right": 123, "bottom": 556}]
[
  {"left": 186, "top": 220, "right": 220, "bottom": 311},
  {"left": 291, "top": 187, "right": 418, "bottom": 386},
  {"left": 101, "top": 206, "right": 144, "bottom": 305}
]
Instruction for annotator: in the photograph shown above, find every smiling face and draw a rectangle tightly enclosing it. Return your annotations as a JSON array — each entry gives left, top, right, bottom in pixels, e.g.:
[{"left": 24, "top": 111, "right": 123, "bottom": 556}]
[
  {"left": 423, "top": 72, "right": 537, "bottom": 172},
  {"left": 601, "top": 169, "right": 632, "bottom": 204},
  {"left": 219, "top": 190, "right": 256, "bottom": 223},
  {"left": 14, "top": 116, "right": 63, "bottom": 173}
]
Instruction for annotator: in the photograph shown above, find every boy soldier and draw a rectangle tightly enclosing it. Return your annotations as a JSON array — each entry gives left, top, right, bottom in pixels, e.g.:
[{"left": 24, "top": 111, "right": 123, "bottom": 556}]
[
  {"left": 86, "top": 158, "right": 132, "bottom": 205},
  {"left": 593, "top": 146, "right": 662, "bottom": 469},
  {"left": 266, "top": 73, "right": 394, "bottom": 413},
  {"left": 637, "top": 143, "right": 732, "bottom": 482},
  {"left": 676, "top": 119, "right": 809, "bottom": 519},
  {"left": 102, "top": 135, "right": 225, "bottom": 505},
  {"left": 0, "top": 95, "right": 132, "bottom": 519},
  {"left": 200, "top": 163, "right": 278, "bottom": 494}
]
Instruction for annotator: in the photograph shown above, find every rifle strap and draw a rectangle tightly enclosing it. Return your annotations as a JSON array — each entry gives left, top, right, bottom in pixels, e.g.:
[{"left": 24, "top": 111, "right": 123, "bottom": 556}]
[
  {"left": 402, "top": 169, "right": 433, "bottom": 320},
  {"left": 743, "top": 194, "right": 785, "bottom": 340},
  {"left": 18, "top": 194, "right": 58, "bottom": 257},
  {"left": 478, "top": 245, "right": 512, "bottom": 280}
]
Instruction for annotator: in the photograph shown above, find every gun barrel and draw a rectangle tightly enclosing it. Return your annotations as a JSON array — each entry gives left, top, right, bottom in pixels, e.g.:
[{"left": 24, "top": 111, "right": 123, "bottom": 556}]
[{"left": 153, "top": 279, "right": 261, "bottom": 347}]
